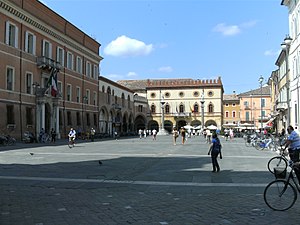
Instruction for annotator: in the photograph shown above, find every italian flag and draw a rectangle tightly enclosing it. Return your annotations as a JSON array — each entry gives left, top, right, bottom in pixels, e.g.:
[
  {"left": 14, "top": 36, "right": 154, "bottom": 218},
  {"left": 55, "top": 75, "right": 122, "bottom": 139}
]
[{"left": 47, "top": 68, "right": 58, "bottom": 97}]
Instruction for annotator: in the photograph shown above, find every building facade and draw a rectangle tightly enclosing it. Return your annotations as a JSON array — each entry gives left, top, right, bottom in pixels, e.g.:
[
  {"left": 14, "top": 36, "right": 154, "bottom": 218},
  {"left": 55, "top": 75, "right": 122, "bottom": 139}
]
[
  {"left": 223, "top": 92, "right": 240, "bottom": 126},
  {"left": 119, "top": 78, "right": 224, "bottom": 133},
  {"left": 238, "top": 86, "right": 272, "bottom": 129},
  {"left": 0, "top": 0, "right": 102, "bottom": 140}
]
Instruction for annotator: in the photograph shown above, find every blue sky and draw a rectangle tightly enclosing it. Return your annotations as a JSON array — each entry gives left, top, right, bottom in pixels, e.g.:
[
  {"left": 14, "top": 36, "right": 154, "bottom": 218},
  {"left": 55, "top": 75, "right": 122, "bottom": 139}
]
[{"left": 40, "top": 0, "right": 288, "bottom": 94}]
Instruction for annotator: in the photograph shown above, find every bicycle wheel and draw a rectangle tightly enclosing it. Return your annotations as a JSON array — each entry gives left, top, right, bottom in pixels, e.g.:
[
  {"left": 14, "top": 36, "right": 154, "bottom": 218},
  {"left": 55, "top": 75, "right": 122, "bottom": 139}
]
[
  {"left": 245, "top": 140, "right": 251, "bottom": 147},
  {"left": 267, "top": 156, "right": 288, "bottom": 174},
  {"left": 264, "top": 180, "right": 297, "bottom": 211}
]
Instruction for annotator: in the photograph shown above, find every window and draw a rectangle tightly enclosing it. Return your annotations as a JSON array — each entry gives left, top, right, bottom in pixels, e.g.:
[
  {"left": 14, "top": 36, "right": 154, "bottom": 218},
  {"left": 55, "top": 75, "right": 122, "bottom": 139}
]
[
  {"left": 128, "top": 95, "right": 131, "bottom": 109},
  {"left": 5, "top": 21, "right": 18, "bottom": 48},
  {"left": 86, "top": 90, "right": 90, "bottom": 105},
  {"left": 25, "top": 31, "right": 36, "bottom": 55},
  {"left": 86, "top": 113, "right": 90, "bottom": 126},
  {"left": 244, "top": 101, "right": 249, "bottom": 107},
  {"left": 58, "top": 81, "right": 63, "bottom": 97},
  {"left": 179, "top": 92, "right": 184, "bottom": 97},
  {"left": 93, "top": 92, "right": 97, "bottom": 106},
  {"left": 76, "top": 87, "right": 81, "bottom": 103},
  {"left": 193, "top": 91, "right": 199, "bottom": 97},
  {"left": 76, "top": 112, "right": 81, "bottom": 126},
  {"left": 151, "top": 104, "right": 156, "bottom": 113},
  {"left": 94, "top": 114, "right": 97, "bottom": 126},
  {"left": 6, "top": 67, "right": 14, "bottom": 91},
  {"left": 194, "top": 104, "right": 199, "bottom": 113},
  {"left": 25, "top": 72, "right": 33, "bottom": 94},
  {"left": 232, "top": 111, "right": 236, "bottom": 118},
  {"left": 208, "top": 91, "right": 214, "bottom": 97},
  {"left": 138, "top": 105, "right": 143, "bottom": 112},
  {"left": 107, "top": 87, "right": 111, "bottom": 104},
  {"left": 42, "top": 40, "right": 52, "bottom": 58},
  {"left": 232, "top": 103, "right": 236, "bottom": 107},
  {"left": 57, "top": 47, "right": 64, "bottom": 67},
  {"left": 67, "top": 84, "right": 72, "bottom": 101},
  {"left": 225, "top": 103, "right": 229, "bottom": 107},
  {"left": 150, "top": 93, "right": 156, "bottom": 98},
  {"left": 261, "top": 98, "right": 266, "bottom": 108},
  {"left": 26, "top": 107, "right": 33, "bottom": 125},
  {"left": 121, "top": 93, "right": 125, "bottom": 107},
  {"left": 245, "top": 112, "right": 250, "bottom": 121},
  {"left": 93, "top": 65, "right": 98, "bottom": 79},
  {"left": 86, "top": 61, "right": 92, "bottom": 77},
  {"left": 67, "top": 52, "right": 74, "bottom": 70},
  {"left": 165, "top": 92, "right": 170, "bottom": 98},
  {"left": 208, "top": 103, "right": 214, "bottom": 113},
  {"left": 225, "top": 111, "right": 229, "bottom": 118},
  {"left": 165, "top": 104, "right": 170, "bottom": 114},
  {"left": 179, "top": 104, "right": 184, "bottom": 113},
  {"left": 6, "top": 105, "right": 15, "bottom": 125},
  {"left": 67, "top": 111, "right": 72, "bottom": 125},
  {"left": 76, "top": 56, "right": 82, "bottom": 74}
]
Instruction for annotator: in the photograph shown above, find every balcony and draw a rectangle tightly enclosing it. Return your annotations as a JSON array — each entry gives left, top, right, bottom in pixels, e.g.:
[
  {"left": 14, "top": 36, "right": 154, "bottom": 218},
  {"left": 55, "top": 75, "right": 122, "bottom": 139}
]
[{"left": 37, "top": 56, "right": 62, "bottom": 70}]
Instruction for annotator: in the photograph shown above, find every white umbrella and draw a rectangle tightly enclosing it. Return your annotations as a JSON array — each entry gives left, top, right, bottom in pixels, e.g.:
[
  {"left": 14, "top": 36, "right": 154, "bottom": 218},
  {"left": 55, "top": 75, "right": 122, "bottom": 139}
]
[
  {"left": 184, "top": 125, "right": 193, "bottom": 129},
  {"left": 207, "top": 125, "right": 217, "bottom": 130}
]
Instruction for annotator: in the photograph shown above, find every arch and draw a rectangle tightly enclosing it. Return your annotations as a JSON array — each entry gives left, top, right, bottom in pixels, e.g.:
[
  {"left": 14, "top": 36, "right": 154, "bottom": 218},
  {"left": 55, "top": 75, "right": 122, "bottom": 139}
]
[
  {"left": 205, "top": 120, "right": 217, "bottom": 127},
  {"left": 177, "top": 120, "right": 187, "bottom": 128},
  {"left": 191, "top": 120, "right": 201, "bottom": 127},
  {"left": 148, "top": 120, "right": 159, "bottom": 131},
  {"left": 164, "top": 120, "right": 173, "bottom": 133},
  {"left": 45, "top": 103, "right": 51, "bottom": 133},
  {"left": 134, "top": 114, "right": 147, "bottom": 131},
  {"left": 122, "top": 112, "right": 128, "bottom": 133},
  {"left": 99, "top": 107, "right": 109, "bottom": 134}
]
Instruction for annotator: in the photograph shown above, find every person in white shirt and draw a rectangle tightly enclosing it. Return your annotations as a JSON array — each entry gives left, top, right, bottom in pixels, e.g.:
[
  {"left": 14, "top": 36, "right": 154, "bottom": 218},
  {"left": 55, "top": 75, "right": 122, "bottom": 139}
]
[{"left": 152, "top": 129, "right": 157, "bottom": 140}]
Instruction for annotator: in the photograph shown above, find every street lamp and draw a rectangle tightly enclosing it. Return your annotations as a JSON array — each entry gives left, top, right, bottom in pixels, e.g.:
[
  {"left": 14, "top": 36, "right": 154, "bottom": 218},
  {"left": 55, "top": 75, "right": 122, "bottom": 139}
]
[
  {"left": 158, "top": 91, "right": 168, "bottom": 135},
  {"left": 281, "top": 35, "right": 292, "bottom": 128},
  {"left": 200, "top": 89, "right": 205, "bottom": 129},
  {"left": 259, "top": 76, "right": 264, "bottom": 135}
]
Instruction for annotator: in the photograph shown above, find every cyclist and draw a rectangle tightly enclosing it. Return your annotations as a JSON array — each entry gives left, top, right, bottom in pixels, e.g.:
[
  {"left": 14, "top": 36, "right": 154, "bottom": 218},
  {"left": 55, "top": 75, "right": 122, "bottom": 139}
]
[{"left": 68, "top": 128, "right": 76, "bottom": 145}]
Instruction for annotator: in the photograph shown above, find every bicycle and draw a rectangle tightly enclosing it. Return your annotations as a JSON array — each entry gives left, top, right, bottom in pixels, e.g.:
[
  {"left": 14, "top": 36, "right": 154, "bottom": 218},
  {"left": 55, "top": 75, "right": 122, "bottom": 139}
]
[
  {"left": 267, "top": 144, "right": 290, "bottom": 174},
  {"left": 68, "top": 136, "right": 75, "bottom": 148},
  {"left": 264, "top": 163, "right": 300, "bottom": 211}
]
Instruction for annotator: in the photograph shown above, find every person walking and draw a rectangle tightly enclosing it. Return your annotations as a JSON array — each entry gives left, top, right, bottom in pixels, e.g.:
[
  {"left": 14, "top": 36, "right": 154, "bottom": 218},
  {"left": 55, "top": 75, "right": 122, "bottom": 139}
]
[
  {"left": 50, "top": 128, "right": 56, "bottom": 143},
  {"left": 208, "top": 133, "right": 222, "bottom": 172},
  {"left": 152, "top": 129, "right": 157, "bottom": 140},
  {"left": 90, "top": 128, "right": 95, "bottom": 142},
  {"left": 138, "top": 129, "right": 143, "bottom": 139},
  {"left": 180, "top": 127, "right": 186, "bottom": 145},
  {"left": 172, "top": 127, "right": 179, "bottom": 145}
]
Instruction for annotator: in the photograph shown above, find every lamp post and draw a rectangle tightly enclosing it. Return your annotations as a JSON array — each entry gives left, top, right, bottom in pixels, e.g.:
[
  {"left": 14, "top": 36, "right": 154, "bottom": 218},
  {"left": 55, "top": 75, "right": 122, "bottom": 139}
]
[
  {"left": 158, "top": 91, "right": 168, "bottom": 135},
  {"left": 250, "top": 91, "right": 253, "bottom": 126},
  {"left": 200, "top": 89, "right": 205, "bottom": 129},
  {"left": 259, "top": 76, "right": 264, "bottom": 135},
  {"left": 281, "top": 35, "right": 292, "bottom": 128}
]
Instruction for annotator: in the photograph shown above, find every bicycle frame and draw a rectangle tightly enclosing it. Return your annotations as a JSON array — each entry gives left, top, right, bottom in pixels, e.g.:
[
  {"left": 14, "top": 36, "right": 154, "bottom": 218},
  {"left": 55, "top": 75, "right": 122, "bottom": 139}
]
[{"left": 282, "top": 168, "right": 300, "bottom": 194}]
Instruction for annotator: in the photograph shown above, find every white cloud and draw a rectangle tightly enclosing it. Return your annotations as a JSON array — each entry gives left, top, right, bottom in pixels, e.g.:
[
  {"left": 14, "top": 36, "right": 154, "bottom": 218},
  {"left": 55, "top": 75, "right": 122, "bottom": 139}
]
[
  {"left": 264, "top": 49, "right": 281, "bottom": 56},
  {"left": 213, "top": 23, "right": 241, "bottom": 36},
  {"left": 158, "top": 66, "right": 173, "bottom": 73},
  {"left": 127, "top": 72, "right": 138, "bottom": 77},
  {"left": 213, "top": 20, "right": 257, "bottom": 37},
  {"left": 104, "top": 35, "right": 153, "bottom": 57}
]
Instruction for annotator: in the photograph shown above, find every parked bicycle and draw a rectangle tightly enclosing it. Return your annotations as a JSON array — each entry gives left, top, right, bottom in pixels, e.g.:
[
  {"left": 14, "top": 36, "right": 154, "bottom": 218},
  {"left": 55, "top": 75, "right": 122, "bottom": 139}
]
[{"left": 264, "top": 163, "right": 300, "bottom": 211}]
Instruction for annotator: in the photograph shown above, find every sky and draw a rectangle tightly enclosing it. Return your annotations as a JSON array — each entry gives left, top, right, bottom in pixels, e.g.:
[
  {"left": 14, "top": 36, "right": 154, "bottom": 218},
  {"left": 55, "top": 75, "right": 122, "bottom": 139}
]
[{"left": 40, "top": 0, "right": 289, "bottom": 94}]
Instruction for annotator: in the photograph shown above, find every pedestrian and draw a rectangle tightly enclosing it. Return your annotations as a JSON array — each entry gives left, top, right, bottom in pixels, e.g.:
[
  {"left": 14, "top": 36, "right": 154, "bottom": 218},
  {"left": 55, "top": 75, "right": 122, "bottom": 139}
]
[
  {"left": 90, "top": 127, "right": 95, "bottom": 142},
  {"left": 143, "top": 129, "right": 147, "bottom": 139},
  {"left": 180, "top": 127, "right": 186, "bottom": 144},
  {"left": 39, "top": 128, "right": 45, "bottom": 143},
  {"left": 114, "top": 131, "right": 118, "bottom": 140},
  {"left": 208, "top": 133, "right": 222, "bottom": 172},
  {"left": 152, "top": 129, "right": 157, "bottom": 140},
  {"left": 138, "top": 129, "right": 143, "bottom": 139},
  {"left": 172, "top": 127, "right": 178, "bottom": 145},
  {"left": 284, "top": 125, "right": 300, "bottom": 163},
  {"left": 229, "top": 128, "right": 234, "bottom": 141},
  {"left": 206, "top": 129, "right": 211, "bottom": 144},
  {"left": 50, "top": 128, "right": 56, "bottom": 143}
]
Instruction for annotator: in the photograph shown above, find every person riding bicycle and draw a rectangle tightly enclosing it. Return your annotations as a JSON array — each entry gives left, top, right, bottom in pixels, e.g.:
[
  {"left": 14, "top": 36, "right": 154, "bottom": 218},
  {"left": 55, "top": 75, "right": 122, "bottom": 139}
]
[
  {"left": 68, "top": 128, "right": 76, "bottom": 144},
  {"left": 284, "top": 125, "right": 300, "bottom": 182}
]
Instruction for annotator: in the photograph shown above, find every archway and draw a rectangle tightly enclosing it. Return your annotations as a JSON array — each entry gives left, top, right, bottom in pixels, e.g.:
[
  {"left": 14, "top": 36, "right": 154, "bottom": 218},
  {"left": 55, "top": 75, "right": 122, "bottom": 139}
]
[
  {"left": 205, "top": 120, "right": 217, "bottom": 127},
  {"left": 45, "top": 103, "right": 51, "bottom": 134},
  {"left": 134, "top": 115, "right": 146, "bottom": 131},
  {"left": 177, "top": 120, "right": 187, "bottom": 129},
  {"left": 148, "top": 120, "right": 159, "bottom": 131},
  {"left": 164, "top": 120, "right": 173, "bottom": 133}
]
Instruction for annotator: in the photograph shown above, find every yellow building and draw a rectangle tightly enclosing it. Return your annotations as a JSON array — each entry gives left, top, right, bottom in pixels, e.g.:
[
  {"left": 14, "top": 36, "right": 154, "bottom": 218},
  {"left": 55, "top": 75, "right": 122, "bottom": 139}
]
[
  {"left": 223, "top": 92, "right": 240, "bottom": 126},
  {"left": 118, "top": 77, "right": 224, "bottom": 133}
]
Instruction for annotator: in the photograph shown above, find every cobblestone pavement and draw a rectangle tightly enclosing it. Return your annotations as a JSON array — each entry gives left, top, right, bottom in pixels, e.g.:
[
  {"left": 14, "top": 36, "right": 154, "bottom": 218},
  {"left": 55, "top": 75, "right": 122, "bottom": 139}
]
[{"left": 0, "top": 136, "right": 300, "bottom": 225}]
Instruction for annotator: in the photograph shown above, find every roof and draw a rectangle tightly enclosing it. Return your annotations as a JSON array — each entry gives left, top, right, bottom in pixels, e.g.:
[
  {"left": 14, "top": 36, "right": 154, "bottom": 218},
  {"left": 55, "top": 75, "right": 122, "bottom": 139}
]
[
  {"left": 238, "top": 85, "right": 271, "bottom": 97},
  {"left": 223, "top": 94, "right": 239, "bottom": 101}
]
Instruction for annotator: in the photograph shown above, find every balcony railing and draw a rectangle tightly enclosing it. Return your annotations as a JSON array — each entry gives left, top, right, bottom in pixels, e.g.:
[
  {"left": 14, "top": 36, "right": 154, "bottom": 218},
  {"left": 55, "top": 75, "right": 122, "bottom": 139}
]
[{"left": 37, "top": 56, "right": 62, "bottom": 70}]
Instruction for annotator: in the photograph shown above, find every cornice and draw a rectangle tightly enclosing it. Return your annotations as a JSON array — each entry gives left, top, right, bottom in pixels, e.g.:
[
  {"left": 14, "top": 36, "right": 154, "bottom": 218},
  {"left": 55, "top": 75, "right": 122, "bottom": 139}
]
[{"left": 0, "top": 0, "right": 102, "bottom": 62}]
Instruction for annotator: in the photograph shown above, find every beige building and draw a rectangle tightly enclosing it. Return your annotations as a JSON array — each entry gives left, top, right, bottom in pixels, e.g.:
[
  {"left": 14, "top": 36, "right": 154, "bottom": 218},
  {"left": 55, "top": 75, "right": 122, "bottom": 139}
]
[
  {"left": 119, "top": 77, "right": 224, "bottom": 133},
  {"left": 238, "top": 86, "right": 272, "bottom": 129},
  {"left": 223, "top": 92, "right": 240, "bottom": 126},
  {"left": 0, "top": 0, "right": 102, "bottom": 139}
]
